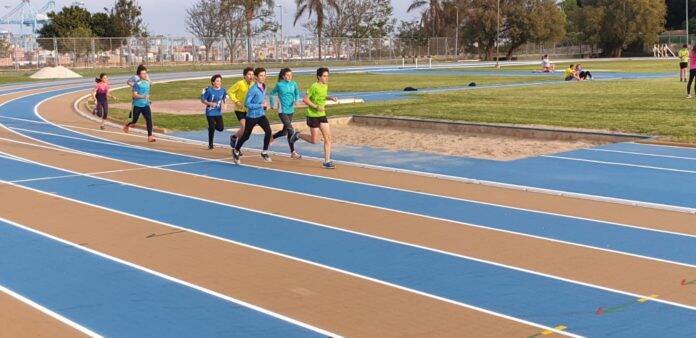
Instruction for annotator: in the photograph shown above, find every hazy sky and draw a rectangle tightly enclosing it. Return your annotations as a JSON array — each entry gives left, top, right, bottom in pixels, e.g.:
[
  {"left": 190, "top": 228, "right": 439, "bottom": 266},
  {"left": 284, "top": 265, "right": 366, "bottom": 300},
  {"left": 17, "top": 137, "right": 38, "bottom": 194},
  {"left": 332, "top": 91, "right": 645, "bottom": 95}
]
[{"left": 1, "top": 0, "right": 420, "bottom": 36}]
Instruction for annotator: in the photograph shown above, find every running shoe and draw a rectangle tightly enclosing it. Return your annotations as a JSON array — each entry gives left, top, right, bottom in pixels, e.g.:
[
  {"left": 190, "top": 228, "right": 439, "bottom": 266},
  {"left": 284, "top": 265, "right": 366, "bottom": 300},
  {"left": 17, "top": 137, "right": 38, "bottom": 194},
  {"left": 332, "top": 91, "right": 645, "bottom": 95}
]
[
  {"left": 232, "top": 149, "right": 241, "bottom": 164},
  {"left": 148, "top": 136, "right": 156, "bottom": 142},
  {"left": 261, "top": 151, "right": 272, "bottom": 163},
  {"left": 208, "top": 144, "right": 214, "bottom": 150},
  {"left": 289, "top": 131, "right": 301, "bottom": 144},
  {"left": 688, "top": 95, "right": 693, "bottom": 99},
  {"left": 100, "top": 125, "right": 105, "bottom": 130},
  {"left": 291, "top": 151, "right": 302, "bottom": 159},
  {"left": 322, "top": 161, "right": 336, "bottom": 169},
  {"left": 122, "top": 123, "right": 130, "bottom": 133}
]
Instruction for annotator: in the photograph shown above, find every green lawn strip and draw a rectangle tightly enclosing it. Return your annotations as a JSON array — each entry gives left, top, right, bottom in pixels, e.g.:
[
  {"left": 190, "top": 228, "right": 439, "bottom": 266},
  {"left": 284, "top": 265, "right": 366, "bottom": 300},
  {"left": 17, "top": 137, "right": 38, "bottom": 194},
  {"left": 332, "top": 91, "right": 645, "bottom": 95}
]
[
  {"left": 110, "top": 73, "right": 551, "bottom": 102},
  {"left": 327, "top": 78, "right": 696, "bottom": 143},
  {"left": 501, "top": 59, "right": 678, "bottom": 73}
]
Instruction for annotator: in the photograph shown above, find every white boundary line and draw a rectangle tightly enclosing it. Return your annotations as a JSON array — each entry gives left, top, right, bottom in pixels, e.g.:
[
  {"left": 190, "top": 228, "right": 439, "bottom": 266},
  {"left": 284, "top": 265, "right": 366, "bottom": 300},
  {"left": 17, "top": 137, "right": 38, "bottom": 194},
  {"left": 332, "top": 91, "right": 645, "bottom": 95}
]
[
  {"left": 543, "top": 155, "right": 696, "bottom": 175},
  {"left": 0, "top": 215, "right": 340, "bottom": 337},
  {"left": 0, "top": 149, "right": 695, "bottom": 317},
  {"left": 0, "top": 166, "right": 574, "bottom": 337},
  {"left": 587, "top": 148, "right": 696, "bottom": 161},
  {"left": 0, "top": 284, "right": 102, "bottom": 337},
  {"left": 632, "top": 141, "right": 696, "bottom": 151}
]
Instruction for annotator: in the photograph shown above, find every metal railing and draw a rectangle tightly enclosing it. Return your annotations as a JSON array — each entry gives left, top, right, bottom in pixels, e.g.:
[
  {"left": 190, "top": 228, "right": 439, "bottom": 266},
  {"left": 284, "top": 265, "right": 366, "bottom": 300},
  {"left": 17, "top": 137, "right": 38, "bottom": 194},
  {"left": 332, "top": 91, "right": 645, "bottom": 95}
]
[{"left": 0, "top": 35, "right": 600, "bottom": 70}]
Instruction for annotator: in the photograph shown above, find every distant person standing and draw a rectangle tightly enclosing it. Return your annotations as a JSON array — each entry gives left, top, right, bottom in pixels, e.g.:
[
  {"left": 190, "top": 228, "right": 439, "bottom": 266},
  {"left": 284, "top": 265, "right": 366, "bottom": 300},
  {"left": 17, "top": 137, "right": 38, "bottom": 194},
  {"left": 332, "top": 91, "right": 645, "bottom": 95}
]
[
  {"left": 123, "top": 66, "right": 156, "bottom": 142},
  {"left": 688, "top": 45, "right": 696, "bottom": 98},
  {"left": 290, "top": 67, "right": 338, "bottom": 169},
  {"left": 679, "top": 44, "right": 689, "bottom": 82},
  {"left": 200, "top": 74, "right": 228, "bottom": 149}
]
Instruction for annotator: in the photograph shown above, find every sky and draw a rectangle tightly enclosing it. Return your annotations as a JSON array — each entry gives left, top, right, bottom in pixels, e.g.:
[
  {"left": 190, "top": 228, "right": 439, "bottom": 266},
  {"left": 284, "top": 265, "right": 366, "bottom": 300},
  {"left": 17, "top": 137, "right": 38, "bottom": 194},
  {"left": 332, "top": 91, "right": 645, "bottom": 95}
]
[{"left": 1, "top": 0, "right": 420, "bottom": 36}]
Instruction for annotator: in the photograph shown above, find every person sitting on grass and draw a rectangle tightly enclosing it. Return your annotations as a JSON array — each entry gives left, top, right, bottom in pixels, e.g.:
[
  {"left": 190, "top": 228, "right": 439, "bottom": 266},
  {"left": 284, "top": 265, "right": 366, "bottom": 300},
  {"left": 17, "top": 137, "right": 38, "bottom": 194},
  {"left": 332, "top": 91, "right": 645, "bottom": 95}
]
[
  {"left": 575, "top": 64, "right": 592, "bottom": 80},
  {"left": 539, "top": 54, "right": 555, "bottom": 73},
  {"left": 564, "top": 64, "right": 580, "bottom": 81}
]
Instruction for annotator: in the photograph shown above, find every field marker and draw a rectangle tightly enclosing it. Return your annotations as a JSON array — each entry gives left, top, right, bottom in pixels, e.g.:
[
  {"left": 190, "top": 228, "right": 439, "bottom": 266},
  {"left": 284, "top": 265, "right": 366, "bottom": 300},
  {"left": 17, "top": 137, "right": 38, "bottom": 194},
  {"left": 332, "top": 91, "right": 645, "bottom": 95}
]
[
  {"left": 596, "top": 294, "right": 659, "bottom": 316},
  {"left": 527, "top": 324, "right": 568, "bottom": 337}
]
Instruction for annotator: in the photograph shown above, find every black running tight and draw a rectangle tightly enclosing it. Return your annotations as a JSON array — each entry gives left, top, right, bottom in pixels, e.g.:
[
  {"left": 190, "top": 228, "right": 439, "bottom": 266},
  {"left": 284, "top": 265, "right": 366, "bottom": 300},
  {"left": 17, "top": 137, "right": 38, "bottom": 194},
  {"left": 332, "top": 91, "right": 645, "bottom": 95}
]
[
  {"left": 235, "top": 115, "right": 272, "bottom": 151},
  {"left": 272, "top": 113, "right": 295, "bottom": 152},
  {"left": 206, "top": 115, "right": 224, "bottom": 147}
]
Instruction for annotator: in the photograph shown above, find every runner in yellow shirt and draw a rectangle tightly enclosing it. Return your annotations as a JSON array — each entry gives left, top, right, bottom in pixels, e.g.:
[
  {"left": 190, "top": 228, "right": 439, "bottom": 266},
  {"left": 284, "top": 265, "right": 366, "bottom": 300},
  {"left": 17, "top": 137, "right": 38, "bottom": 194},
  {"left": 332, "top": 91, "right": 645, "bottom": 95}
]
[
  {"left": 678, "top": 44, "right": 689, "bottom": 82},
  {"left": 228, "top": 67, "right": 254, "bottom": 154}
]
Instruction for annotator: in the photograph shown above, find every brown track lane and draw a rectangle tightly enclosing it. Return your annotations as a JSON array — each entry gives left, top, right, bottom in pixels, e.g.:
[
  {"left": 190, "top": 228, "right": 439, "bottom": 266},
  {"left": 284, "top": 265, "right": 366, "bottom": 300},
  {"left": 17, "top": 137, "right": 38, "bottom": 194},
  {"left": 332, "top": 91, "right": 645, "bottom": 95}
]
[
  {"left": 0, "top": 290, "right": 86, "bottom": 338},
  {"left": 0, "top": 183, "right": 540, "bottom": 337},
  {"left": 1, "top": 121, "right": 695, "bottom": 310},
  {"left": 47, "top": 91, "right": 696, "bottom": 237}
]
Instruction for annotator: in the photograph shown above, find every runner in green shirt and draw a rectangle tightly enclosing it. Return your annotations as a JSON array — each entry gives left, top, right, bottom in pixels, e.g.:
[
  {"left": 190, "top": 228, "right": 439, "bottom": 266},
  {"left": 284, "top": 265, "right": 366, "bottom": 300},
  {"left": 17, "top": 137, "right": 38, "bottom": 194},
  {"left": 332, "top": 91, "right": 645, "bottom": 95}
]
[
  {"left": 289, "top": 67, "right": 338, "bottom": 169},
  {"left": 678, "top": 44, "right": 690, "bottom": 82}
]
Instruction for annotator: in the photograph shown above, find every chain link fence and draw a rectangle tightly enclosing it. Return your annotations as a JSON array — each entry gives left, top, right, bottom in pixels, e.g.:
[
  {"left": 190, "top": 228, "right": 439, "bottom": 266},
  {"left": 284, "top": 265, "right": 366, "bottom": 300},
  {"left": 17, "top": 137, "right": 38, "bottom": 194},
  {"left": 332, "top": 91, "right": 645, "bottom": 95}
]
[{"left": 0, "top": 35, "right": 600, "bottom": 70}]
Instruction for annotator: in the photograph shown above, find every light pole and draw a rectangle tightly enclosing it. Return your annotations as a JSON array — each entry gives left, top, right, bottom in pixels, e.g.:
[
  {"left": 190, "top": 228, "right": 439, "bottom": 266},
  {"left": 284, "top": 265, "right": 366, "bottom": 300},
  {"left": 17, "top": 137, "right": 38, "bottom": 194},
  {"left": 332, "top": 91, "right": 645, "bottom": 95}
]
[
  {"left": 495, "top": 0, "right": 500, "bottom": 69},
  {"left": 455, "top": 6, "right": 459, "bottom": 59},
  {"left": 276, "top": 4, "right": 284, "bottom": 62},
  {"left": 687, "top": 0, "right": 690, "bottom": 45}
]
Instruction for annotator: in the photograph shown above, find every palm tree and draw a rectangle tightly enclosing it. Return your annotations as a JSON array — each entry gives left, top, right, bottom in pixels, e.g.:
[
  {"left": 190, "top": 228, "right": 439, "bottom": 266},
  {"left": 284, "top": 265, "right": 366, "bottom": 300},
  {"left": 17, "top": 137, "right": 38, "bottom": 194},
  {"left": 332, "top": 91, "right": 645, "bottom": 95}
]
[
  {"left": 294, "top": 0, "right": 339, "bottom": 60},
  {"left": 407, "top": 0, "right": 445, "bottom": 37},
  {"left": 224, "top": 0, "right": 275, "bottom": 62}
]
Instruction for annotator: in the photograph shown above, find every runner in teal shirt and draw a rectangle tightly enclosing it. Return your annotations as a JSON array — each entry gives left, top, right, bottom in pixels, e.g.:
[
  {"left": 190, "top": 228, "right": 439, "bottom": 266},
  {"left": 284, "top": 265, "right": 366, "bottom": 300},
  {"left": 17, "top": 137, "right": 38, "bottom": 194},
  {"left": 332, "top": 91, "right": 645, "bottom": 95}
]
[{"left": 270, "top": 68, "right": 303, "bottom": 159}]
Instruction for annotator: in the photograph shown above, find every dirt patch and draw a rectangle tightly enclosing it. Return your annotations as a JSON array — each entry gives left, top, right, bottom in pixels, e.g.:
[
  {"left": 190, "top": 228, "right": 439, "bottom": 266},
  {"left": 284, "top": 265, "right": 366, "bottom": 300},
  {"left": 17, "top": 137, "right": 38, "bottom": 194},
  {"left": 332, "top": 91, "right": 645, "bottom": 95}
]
[{"left": 324, "top": 122, "right": 601, "bottom": 160}]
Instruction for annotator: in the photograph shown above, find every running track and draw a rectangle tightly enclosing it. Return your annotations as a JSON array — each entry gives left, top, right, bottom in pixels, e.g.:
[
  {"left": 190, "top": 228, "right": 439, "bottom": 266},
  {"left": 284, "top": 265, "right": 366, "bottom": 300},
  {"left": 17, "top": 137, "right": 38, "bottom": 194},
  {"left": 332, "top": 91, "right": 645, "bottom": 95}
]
[{"left": 0, "top": 68, "right": 694, "bottom": 337}]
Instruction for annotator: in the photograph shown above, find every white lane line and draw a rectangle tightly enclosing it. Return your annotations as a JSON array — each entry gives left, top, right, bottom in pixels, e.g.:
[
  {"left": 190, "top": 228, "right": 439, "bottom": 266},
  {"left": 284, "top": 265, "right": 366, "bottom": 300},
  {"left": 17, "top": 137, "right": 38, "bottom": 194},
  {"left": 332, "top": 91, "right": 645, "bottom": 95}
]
[
  {"left": 0, "top": 149, "right": 695, "bottom": 319},
  {"left": 0, "top": 215, "right": 341, "bottom": 337},
  {"left": 542, "top": 155, "right": 696, "bottom": 174},
  {"left": 4, "top": 128, "right": 696, "bottom": 246},
  {"left": 0, "top": 284, "right": 102, "bottom": 337},
  {"left": 0, "top": 172, "right": 574, "bottom": 338},
  {"left": 587, "top": 148, "right": 696, "bottom": 161},
  {"left": 631, "top": 141, "right": 696, "bottom": 151}
]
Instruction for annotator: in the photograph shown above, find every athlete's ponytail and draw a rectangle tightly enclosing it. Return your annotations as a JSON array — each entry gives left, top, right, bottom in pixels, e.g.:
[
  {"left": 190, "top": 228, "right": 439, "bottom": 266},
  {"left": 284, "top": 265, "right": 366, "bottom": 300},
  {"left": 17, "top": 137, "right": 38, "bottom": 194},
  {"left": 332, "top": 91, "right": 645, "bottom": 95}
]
[
  {"left": 95, "top": 73, "right": 107, "bottom": 83},
  {"left": 278, "top": 68, "right": 291, "bottom": 81}
]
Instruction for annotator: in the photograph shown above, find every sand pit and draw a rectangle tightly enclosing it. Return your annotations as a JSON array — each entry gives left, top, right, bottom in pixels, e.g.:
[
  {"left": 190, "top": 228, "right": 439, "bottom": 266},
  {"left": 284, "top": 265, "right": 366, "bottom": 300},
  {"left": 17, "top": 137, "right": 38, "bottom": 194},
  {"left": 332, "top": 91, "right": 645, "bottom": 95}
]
[
  {"left": 268, "top": 118, "right": 602, "bottom": 161},
  {"left": 30, "top": 66, "right": 82, "bottom": 79}
]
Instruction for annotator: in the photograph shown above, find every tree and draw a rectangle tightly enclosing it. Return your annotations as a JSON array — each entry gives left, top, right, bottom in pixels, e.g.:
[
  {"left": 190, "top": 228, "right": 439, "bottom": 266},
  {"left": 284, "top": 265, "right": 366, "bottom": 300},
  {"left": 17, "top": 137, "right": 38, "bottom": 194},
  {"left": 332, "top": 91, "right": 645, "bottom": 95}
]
[
  {"left": 395, "top": 19, "right": 429, "bottom": 56},
  {"left": 0, "top": 38, "right": 10, "bottom": 58},
  {"left": 221, "top": 2, "right": 247, "bottom": 62},
  {"left": 186, "top": 0, "right": 225, "bottom": 61},
  {"left": 223, "top": 0, "right": 275, "bottom": 62},
  {"left": 460, "top": 0, "right": 500, "bottom": 60},
  {"left": 665, "top": 0, "right": 696, "bottom": 30},
  {"left": 503, "top": 0, "right": 566, "bottom": 59},
  {"left": 110, "top": 0, "right": 147, "bottom": 38},
  {"left": 306, "top": 0, "right": 394, "bottom": 59},
  {"left": 37, "top": 6, "right": 94, "bottom": 52},
  {"left": 407, "top": 0, "right": 445, "bottom": 37},
  {"left": 571, "top": 0, "right": 666, "bottom": 56},
  {"left": 294, "top": 0, "right": 339, "bottom": 60}
]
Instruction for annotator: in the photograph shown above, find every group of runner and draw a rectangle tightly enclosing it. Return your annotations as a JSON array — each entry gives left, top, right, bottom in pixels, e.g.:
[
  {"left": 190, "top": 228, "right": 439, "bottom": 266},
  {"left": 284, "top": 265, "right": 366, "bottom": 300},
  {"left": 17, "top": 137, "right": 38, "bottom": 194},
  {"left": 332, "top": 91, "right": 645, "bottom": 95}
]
[{"left": 92, "top": 65, "right": 338, "bottom": 169}]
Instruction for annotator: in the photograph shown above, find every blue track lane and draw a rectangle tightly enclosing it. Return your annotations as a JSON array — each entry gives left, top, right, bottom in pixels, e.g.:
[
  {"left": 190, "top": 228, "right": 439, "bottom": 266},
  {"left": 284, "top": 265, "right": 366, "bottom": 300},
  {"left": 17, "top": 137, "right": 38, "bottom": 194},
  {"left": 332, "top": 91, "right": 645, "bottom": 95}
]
[
  {"left": 0, "top": 219, "right": 321, "bottom": 337},
  {"left": 0, "top": 154, "right": 695, "bottom": 336},
  {"left": 3, "top": 99, "right": 696, "bottom": 268},
  {"left": 549, "top": 149, "right": 696, "bottom": 172}
]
